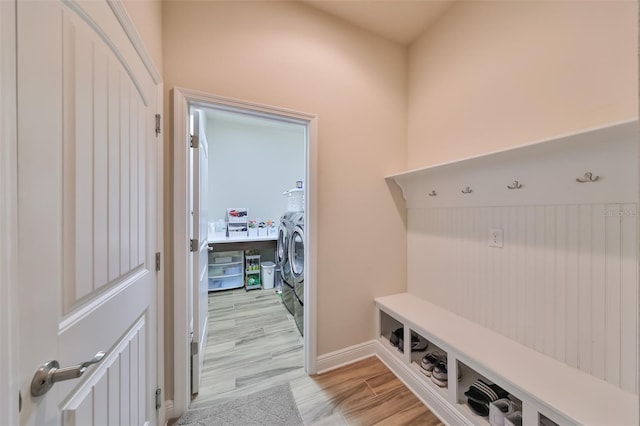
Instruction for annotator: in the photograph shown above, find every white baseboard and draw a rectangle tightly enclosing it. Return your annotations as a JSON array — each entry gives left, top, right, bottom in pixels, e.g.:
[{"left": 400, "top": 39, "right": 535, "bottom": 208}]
[
  {"left": 315, "top": 340, "right": 377, "bottom": 374},
  {"left": 374, "top": 340, "right": 466, "bottom": 425}
]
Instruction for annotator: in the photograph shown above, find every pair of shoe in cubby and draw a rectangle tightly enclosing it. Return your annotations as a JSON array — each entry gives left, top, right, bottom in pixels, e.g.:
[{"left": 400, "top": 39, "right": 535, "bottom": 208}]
[
  {"left": 419, "top": 352, "right": 462, "bottom": 387},
  {"left": 488, "top": 398, "right": 522, "bottom": 426},
  {"left": 465, "top": 378, "right": 522, "bottom": 425},
  {"left": 389, "top": 328, "right": 428, "bottom": 353}
]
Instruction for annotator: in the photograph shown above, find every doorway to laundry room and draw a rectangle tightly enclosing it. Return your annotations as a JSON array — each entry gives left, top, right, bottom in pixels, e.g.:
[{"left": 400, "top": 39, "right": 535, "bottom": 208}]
[{"left": 172, "top": 88, "right": 317, "bottom": 412}]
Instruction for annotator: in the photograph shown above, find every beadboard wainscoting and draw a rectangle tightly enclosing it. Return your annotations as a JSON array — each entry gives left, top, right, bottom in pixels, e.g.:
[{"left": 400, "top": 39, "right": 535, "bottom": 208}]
[
  {"left": 407, "top": 203, "right": 637, "bottom": 393},
  {"left": 389, "top": 120, "right": 639, "bottom": 396}
]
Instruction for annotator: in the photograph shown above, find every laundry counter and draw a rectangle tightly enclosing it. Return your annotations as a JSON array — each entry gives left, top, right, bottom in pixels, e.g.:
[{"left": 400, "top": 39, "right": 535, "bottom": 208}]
[{"left": 208, "top": 232, "right": 277, "bottom": 252}]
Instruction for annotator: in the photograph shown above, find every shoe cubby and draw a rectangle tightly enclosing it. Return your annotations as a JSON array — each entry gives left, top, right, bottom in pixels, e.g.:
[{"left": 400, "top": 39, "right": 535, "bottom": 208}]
[
  {"left": 375, "top": 294, "right": 634, "bottom": 426},
  {"left": 378, "top": 309, "right": 404, "bottom": 360},
  {"left": 408, "top": 329, "right": 449, "bottom": 396},
  {"left": 456, "top": 360, "right": 522, "bottom": 425}
]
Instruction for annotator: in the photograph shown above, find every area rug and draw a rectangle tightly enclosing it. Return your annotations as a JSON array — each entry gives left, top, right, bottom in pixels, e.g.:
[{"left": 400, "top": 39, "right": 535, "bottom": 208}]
[{"left": 177, "top": 383, "right": 304, "bottom": 426}]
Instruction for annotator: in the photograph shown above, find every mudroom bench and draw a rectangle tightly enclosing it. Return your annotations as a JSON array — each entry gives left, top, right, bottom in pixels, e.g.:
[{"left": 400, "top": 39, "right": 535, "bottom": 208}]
[{"left": 375, "top": 293, "right": 638, "bottom": 426}]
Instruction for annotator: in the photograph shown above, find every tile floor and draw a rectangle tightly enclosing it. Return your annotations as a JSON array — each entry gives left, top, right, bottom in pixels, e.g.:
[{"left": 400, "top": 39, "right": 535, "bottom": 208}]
[{"left": 188, "top": 288, "right": 442, "bottom": 425}]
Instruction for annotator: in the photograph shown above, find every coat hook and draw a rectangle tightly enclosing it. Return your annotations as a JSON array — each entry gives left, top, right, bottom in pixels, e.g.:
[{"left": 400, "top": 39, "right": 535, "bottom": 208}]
[
  {"left": 576, "top": 172, "right": 600, "bottom": 183},
  {"left": 507, "top": 180, "right": 523, "bottom": 190},
  {"left": 461, "top": 186, "right": 473, "bottom": 194},
  {"left": 428, "top": 190, "right": 437, "bottom": 197}
]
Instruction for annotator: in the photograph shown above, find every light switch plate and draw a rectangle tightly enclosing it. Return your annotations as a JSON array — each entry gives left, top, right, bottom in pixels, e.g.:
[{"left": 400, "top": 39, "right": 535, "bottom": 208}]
[{"left": 489, "top": 228, "right": 504, "bottom": 248}]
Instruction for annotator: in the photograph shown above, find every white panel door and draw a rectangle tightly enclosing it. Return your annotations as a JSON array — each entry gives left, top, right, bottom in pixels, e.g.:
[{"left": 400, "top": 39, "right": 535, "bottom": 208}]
[
  {"left": 190, "top": 109, "right": 209, "bottom": 394},
  {"left": 16, "top": 1, "right": 158, "bottom": 424}
]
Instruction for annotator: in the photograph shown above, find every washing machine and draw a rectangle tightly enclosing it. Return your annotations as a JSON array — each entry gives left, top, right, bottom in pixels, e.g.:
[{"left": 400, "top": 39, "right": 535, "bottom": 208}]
[
  {"left": 289, "top": 216, "right": 304, "bottom": 336},
  {"left": 277, "top": 212, "right": 300, "bottom": 316}
]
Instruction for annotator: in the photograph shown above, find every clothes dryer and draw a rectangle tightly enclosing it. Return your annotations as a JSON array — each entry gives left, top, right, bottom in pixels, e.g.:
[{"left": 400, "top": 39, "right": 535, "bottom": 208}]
[
  {"left": 277, "top": 212, "right": 300, "bottom": 315},
  {"left": 289, "top": 219, "right": 304, "bottom": 335}
]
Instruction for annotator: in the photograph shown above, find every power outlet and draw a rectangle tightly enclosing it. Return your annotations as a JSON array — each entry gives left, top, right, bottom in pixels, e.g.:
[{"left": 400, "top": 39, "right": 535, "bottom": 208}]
[{"left": 489, "top": 228, "right": 504, "bottom": 248}]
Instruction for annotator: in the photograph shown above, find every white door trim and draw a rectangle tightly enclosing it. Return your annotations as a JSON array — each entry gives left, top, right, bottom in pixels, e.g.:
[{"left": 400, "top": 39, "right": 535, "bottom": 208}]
[
  {"left": 0, "top": 0, "right": 18, "bottom": 423},
  {"left": 172, "top": 87, "right": 318, "bottom": 416},
  {"left": 155, "top": 82, "right": 166, "bottom": 426}
]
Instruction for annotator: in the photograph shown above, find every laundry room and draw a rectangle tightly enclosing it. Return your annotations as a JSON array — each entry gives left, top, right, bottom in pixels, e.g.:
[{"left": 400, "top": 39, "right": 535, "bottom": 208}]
[
  {"left": 203, "top": 106, "right": 306, "bottom": 294},
  {"left": 185, "top": 103, "right": 309, "bottom": 404}
]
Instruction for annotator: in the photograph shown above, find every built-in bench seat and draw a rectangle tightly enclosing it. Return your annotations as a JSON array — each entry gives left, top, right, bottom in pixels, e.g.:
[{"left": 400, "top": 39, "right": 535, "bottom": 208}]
[{"left": 375, "top": 293, "right": 638, "bottom": 425}]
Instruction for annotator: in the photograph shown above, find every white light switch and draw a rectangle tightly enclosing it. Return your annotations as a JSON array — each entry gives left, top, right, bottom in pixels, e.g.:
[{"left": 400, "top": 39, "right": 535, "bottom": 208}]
[{"left": 489, "top": 228, "right": 504, "bottom": 248}]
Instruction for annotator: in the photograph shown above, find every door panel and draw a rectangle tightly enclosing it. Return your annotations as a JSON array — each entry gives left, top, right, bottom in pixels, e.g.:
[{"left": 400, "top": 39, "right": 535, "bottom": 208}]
[
  {"left": 17, "top": 1, "right": 157, "bottom": 424},
  {"left": 62, "top": 318, "right": 146, "bottom": 425},
  {"left": 190, "top": 109, "right": 209, "bottom": 394},
  {"left": 60, "top": 9, "right": 148, "bottom": 312}
]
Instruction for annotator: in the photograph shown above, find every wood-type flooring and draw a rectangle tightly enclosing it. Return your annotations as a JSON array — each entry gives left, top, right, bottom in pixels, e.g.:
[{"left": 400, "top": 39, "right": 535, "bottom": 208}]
[{"left": 189, "top": 288, "right": 443, "bottom": 425}]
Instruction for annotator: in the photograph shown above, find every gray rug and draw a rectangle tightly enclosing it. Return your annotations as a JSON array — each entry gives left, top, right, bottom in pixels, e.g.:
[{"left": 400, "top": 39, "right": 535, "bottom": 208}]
[{"left": 177, "top": 383, "right": 304, "bottom": 426}]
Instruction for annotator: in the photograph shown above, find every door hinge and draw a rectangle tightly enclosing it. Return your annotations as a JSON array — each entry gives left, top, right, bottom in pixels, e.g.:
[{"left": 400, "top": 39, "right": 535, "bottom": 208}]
[
  {"left": 190, "top": 134, "right": 199, "bottom": 148},
  {"left": 190, "top": 239, "right": 198, "bottom": 252},
  {"left": 191, "top": 341, "right": 199, "bottom": 356},
  {"left": 155, "top": 252, "right": 161, "bottom": 271},
  {"left": 18, "top": 390, "right": 22, "bottom": 413},
  {"left": 155, "top": 114, "right": 161, "bottom": 136},
  {"left": 155, "top": 388, "right": 161, "bottom": 410}
]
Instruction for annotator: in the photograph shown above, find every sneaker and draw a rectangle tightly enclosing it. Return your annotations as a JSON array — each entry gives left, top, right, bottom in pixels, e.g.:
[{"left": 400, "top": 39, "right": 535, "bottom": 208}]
[
  {"left": 419, "top": 352, "right": 442, "bottom": 376},
  {"left": 431, "top": 361, "right": 450, "bottom": 387},
  {"left": 431, "top": 360, "right": 463, "bottom": 385}
]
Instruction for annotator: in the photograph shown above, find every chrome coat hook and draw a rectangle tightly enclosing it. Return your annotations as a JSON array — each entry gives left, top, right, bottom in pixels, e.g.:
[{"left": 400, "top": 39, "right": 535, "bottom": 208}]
[
  {"left": 428, "top": 190, "right": 437, "bottom": 197},
  {"left": 461, "top": 186, "right": 473, "bottom": 194},
  {"left": 576, "top": 172, "right": 600, "bottom": 183},
  {"left": 507, "top": 180, "right": 523, "bottom": 190}
]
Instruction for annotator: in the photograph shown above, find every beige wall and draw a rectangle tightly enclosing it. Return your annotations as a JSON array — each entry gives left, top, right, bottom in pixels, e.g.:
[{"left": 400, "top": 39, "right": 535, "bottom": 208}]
[
  {"left": 408, "top": 0, "right": 638, "bottom": 169},
  {"left": 122, "top": 0, "right": 163, "bottom": 74},
  {"left": 149, "top": 0, "right": 637, "bottom": 405},
  {"left": 162, "top": 0, "right": 408, "bottom": 398}
]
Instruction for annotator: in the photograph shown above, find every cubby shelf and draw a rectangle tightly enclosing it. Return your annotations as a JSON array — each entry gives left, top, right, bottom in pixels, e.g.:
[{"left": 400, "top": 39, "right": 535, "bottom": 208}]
[{"left": 375, "top": 293, "right": 638, "bottom": 426}]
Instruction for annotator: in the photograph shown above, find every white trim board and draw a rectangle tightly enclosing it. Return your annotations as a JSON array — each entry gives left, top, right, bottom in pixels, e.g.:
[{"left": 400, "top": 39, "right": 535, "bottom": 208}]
[
  {"left": 315, "top": 340, "right": 377, "bottom": 375},
  {"left": 0, "top": 0, "right": 18, "bottom": 423},
  {"left": 171, "top": 87, "right": 319, "bottom": 418},
  {"left": 154, "top": 82, "right": 166, "bottom": 426},
  {"left": 105, "top": 0, "right": 162, "bottom": 85}
]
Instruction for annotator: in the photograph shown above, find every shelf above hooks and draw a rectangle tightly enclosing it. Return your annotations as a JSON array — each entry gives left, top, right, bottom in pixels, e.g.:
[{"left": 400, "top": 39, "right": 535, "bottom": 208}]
[{"left": 384, "top": 120, "right": 636, "bottom": 208}]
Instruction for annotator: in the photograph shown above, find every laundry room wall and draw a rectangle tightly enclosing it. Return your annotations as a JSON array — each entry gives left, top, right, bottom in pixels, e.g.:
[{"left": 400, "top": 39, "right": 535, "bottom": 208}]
[
  {"left": 204, "top": 110, "right": 305, "bottom": 225},
  {"left": 162, "top": 0, "right": 408, "bottom": 400}
]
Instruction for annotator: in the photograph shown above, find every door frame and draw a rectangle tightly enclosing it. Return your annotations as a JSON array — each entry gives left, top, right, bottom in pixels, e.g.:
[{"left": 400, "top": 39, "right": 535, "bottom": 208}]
[
  {"left": 0, "top": 0, "right": 18, "bottom": 423},
  {"left": 172, "top": 87, "right": 318, "bottom": 416}
]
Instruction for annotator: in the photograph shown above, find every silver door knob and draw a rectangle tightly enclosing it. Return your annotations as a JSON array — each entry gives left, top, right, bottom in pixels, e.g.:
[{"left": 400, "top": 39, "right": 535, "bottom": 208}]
[{"left": 31, "top": 351, "right": 106, "bottom": 396}]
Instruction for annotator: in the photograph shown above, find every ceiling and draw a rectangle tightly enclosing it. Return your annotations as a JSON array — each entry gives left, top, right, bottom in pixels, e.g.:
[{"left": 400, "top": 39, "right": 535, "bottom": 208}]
[{"left": 300, "top": 0, "right": 456, "bottom": 46}]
